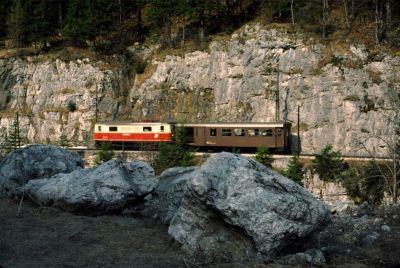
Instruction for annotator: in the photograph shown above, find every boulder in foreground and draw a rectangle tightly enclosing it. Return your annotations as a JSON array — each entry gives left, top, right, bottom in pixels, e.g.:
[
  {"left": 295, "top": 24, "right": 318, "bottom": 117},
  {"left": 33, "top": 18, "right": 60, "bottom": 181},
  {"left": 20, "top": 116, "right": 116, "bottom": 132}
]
[
  {"left": 0, "top": 145, "right": 84, "bottom": 197},
  {"left": 138, "top": 166, "right": 197, "bottom": 224},
  {"left": 168, "top": 152, "right": 331, "bottom": 262},
  {"left": 24, "top": 160, "right": 157, "bottom": 214}
]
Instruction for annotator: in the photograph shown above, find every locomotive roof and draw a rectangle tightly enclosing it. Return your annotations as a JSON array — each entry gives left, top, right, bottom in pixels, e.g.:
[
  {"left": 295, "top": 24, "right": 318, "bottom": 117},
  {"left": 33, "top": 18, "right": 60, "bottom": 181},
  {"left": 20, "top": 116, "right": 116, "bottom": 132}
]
[{"left": 95, "top": 121, "right": 169, "bottom": 125}]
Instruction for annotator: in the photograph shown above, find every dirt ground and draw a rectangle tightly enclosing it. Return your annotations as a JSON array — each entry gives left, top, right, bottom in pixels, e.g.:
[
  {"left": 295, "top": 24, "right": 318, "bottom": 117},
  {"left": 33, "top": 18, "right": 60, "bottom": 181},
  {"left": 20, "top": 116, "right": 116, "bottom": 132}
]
[
  {"left": 0, "top": 198, "right": 186, "bottom": 268},
  {"left": 1, "top": 198, "right": 400, "bottom": 268}
]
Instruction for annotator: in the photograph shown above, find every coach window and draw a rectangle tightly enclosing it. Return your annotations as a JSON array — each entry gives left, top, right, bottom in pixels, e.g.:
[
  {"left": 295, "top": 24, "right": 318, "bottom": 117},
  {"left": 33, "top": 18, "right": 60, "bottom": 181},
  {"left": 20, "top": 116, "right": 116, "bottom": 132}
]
[
  {"left": 222, "top": 128, "right": 231, "bottom": 136},
  {"left": 210, "top": 128, "right": 217, "bottom": 136},
  {"left": 234, "top": 128, "right": 245, "bottom": 136},
  {"left": 160, "top": 126, "right": 165, "bottom": 132},
  {"left": 109, "top": 126, "right": 118, "bottom": 132},
  {"left": 262, "top": 129, "right": 273, "bottom": 136},
  {"left": 143, "top": 127, "right": 152, "bottom": 132},
  {"left": 97, "top": 126, "right": 102, "bottom": 132},
  {"left": 248, "top": 128, "right": 259, "bottom": 136}
]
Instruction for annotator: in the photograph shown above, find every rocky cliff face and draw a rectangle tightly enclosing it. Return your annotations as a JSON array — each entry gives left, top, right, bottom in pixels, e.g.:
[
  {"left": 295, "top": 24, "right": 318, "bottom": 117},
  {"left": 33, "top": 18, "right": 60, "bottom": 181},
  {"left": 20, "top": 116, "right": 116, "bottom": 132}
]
[
  {"left": 132, "top": 24, "right": 399, "bottom": 156},
  {"left": 0, "top": 56, "right": 131, "bottom": 145},
  {"left": 1, "top": 24, "right": 399, "bottom": 155}
]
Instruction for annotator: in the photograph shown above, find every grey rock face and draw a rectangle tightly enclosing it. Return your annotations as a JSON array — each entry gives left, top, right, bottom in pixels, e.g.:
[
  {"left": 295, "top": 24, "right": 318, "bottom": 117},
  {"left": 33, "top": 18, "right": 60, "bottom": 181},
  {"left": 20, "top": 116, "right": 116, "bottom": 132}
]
[
  {"left": 132, "top": 25, "right": 400, "bottom": 157},
  {"left": 24, "top": 160, "right": 157, "bottom": 214},
  {"left": 168, "top": 152, "right": 331, "bottom": 261},
  {"left": 2, "top": 24, "right": 398, "bottom": 156},
  {"left": 0, "top": 57, "right": 126, "bottom": 146},
  {"left": 139, "top": 166, "right": 197, "bottom": 224},
  {"left": 0, "top": 145, "right": 84, "bottom": 196}
]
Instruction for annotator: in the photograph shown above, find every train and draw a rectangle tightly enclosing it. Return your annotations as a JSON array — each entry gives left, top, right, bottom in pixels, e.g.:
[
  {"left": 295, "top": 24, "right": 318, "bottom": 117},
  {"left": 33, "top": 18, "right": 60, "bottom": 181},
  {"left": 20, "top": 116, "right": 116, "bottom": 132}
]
[{"left": 93, "top": 121, "right": 291, "bottom": 152}]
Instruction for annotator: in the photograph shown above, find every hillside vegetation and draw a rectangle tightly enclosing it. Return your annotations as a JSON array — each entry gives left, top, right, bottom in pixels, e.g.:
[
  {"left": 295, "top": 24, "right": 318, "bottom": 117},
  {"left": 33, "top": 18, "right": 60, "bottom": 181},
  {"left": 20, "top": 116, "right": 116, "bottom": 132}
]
[{"left": 1, "top": 0, "right": 399, "bottom": 57}]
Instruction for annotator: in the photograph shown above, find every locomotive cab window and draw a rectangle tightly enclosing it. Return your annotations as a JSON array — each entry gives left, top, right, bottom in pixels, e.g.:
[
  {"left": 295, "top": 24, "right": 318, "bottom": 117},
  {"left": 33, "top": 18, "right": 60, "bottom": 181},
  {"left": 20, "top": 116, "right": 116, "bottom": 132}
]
[
  {"left": 143, "top": 127, "right": 152, "bottom": 132},
  {"left": 234, "top": 128, "right": 245, "bottom": 136},
  {"left": 109, "top": 126, "right": 118, "bottom": 132},
  {"left": 222, "top": 128, "right": 232, "bottom": 136},
  {"left": 210, "top": 128, "right": 217, "bottom": 136},
  {"left": 97, "top": 126, "right": 102, "bottom": 132},
  {"left": 262, "top": 129, "right": 273, "bottom": 136}
]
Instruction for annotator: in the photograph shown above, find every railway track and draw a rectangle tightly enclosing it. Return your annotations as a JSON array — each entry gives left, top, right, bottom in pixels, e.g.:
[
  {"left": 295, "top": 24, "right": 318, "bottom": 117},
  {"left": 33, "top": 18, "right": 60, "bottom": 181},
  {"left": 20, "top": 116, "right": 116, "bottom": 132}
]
[
  {"left": 0, "top": 145, "right": 392, "bottom": 162},
  {"left": 65, "top": 147, "right": 393, "bottom": 162}
]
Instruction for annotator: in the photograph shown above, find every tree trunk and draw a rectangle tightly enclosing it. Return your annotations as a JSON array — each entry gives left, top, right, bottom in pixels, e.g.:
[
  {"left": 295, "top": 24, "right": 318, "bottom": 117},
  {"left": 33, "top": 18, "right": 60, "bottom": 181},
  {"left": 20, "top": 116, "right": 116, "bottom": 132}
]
[
  {"left": 199, "top": 19, "right": 205, "bottom": 44},
  {"left": 350, "top": 0, "right": 355, "bottom": 20},
  {"left": 386, "top": 0, "right": 391, "bottom": 32},
  {"left": 278, "top": 0, "right": 281, "bottom": 17},
  {"left": 394, "top": 152, "right": 397, "bottom": 203},
  {"left": 290, "top": 0, "right": 294, "bottom": 25},
  {"left": 119, "top": 0, "right": 122, "bottom": 37},
  {"left": 322, "top": 0, "right": 328, "bottom": 40},
  {"left": 342, "top": 0, "right": 350, "bottom": 29},
  {"left": 58, "top": 0, "right": 63, "bottom": 36},
  {"left": 182, "top": 17, "right": 185, "bottom": 47},
  {"left": 374, "top": 0, "right": 380, "bottom": 44}
]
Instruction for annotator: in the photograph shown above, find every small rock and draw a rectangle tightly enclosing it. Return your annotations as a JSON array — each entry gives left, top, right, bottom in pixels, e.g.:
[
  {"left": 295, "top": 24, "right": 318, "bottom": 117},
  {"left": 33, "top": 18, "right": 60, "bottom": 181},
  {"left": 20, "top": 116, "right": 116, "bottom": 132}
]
[
  {"left": 355, "top": 201, "right": 373, "bottom": 217},
  {"left": 280, "top": 249, "right": 326, "bottom": 266},
  {"left": 373, "top": 218, "right": 384, "bottom": 225},
  {"left": 381, "top": 225, "right": 391, "bottom": 232},
  {"left": 364, "top": 232, "right": 380, "bottom": 245}
]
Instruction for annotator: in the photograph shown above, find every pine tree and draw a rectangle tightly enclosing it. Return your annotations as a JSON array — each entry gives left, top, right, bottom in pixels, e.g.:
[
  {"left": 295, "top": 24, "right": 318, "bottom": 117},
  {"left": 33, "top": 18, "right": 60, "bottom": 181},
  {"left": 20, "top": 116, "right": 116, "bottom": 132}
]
[
  {"left": 94, "top": 141, "right": 114, "bottom": 165},
  {"left": 21, "top": 0, "right": 53, "bottom": 47},
  {"left": 313, "top": 144, "right": 343, "bottom": 181},
  {"left": 58, "top": 132, "right": 69, "bottom": 148},
  {"left": 152, "top": 127, "right": 195, "bottom": 174},
  {"left": 255, "top": 145, "right": 274, "bottom": 168},
  {"left": 285, "top": 155, "right": 305, "bottom": 186},
  {"left": 4, "top": 112, "right": 22, "bottom": 154},
  {"left": 64, "top": 0, "right": 95, "bottom": 45},
  {"left": 7, "top": 0, "right": 23, "bottom": 47},
  {"left": 0, "top": 0, "right": 12, "bottom": 38}
]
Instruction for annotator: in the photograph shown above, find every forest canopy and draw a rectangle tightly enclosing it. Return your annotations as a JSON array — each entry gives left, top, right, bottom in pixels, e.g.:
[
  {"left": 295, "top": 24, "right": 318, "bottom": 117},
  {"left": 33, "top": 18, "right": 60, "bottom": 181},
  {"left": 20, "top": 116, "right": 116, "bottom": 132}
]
[{"left": 1, "top": 0, "right": 399, "bottom": 53}]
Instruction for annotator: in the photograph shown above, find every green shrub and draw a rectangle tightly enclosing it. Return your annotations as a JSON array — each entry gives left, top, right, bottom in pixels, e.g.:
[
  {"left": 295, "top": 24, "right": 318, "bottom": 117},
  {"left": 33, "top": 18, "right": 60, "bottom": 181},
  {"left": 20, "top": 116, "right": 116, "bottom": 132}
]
[
  {"left": 255, "top": 145, "right": 274, "bottom": 168},
  {"left": 133, "top": 54, "right": 147, "bottom": 74},
  {"left": 58, "top": 133, "right": 69, "bottom": 147},
  {"left": 313, "top": 144, "right": 343, "bottom": 181},
  {"left": 285, "top": 155, "right": 305, "bottom": 186},
  {"left": 94, "top": 142, "right": 114, "bottom": 166},
  {"left": 342, "top": 162, "right": 387, "bottom": 205},
  {"left": 67, "top": 101, "right": 77, "bottom": 112},
  {"left": 152, "top": 127, "right": 195, "bottom": 174}
]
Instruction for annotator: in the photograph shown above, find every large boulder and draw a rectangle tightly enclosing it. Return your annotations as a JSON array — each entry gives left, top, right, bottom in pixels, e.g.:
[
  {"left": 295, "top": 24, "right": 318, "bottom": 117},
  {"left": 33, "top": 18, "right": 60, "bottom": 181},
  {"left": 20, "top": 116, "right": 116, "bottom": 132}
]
[
  {"left": 0, "top": 145, "right": 84, "bottom": 197},
  {"left": 168, "top": 152, "right": 331, "bottom": 262},
  {"left": 24, "top": 160, "right": 157, "bottom": 214},
  {"left": 138, "top": 166, "right": 197, "bottom": 224}
]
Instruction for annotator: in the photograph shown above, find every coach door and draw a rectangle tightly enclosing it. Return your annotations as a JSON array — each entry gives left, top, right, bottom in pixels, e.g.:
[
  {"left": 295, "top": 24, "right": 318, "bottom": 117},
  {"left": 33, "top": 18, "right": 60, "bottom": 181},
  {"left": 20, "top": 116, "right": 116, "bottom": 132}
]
[{"left": 205, "top": 127, "right": 217, "bottom": 146}]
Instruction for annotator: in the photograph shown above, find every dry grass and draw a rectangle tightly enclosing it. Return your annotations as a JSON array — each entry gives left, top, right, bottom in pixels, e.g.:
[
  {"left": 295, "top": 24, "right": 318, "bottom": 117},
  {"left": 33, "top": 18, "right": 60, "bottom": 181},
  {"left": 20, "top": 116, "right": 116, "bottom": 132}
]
[
  {"left": 366, "top": 69, "right": 383, "bottom": 84},
  {"left": 0, "top": 48, "right": 37, "bottom": 59}
]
